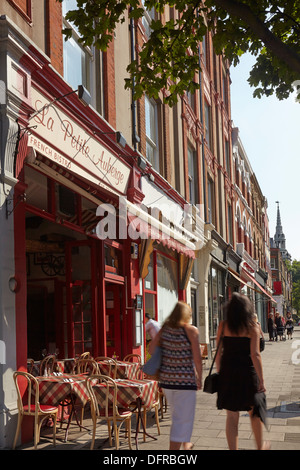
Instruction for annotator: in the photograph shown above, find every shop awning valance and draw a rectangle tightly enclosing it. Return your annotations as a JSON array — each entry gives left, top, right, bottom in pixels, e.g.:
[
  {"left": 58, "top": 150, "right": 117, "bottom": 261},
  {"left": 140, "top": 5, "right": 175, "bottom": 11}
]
[
  {"left": 126, "top": 199, "right": 197, "bottom": 260},
  {"left": 228, "top": 268, "right": 277, "bottom": 304}
]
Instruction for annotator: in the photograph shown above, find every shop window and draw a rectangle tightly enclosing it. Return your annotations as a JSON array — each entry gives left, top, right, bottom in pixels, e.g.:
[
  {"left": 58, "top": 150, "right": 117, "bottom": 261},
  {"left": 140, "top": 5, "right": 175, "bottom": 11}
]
[
  {"left": 55, "top": 183, "right": 78, "bottom": 224},
  {"left": 25, "top": 165, "right": 50, "bottom": 213},
  {"left": 156, "top": 253, "right": 178, "bottom": 323},
  {"left": 104, "top": 244, "right": 123, "bottom": 275}
]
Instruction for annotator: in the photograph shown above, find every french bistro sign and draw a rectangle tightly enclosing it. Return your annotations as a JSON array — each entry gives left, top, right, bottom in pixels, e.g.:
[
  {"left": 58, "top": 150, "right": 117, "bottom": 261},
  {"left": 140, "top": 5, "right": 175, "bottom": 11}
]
[{"left": 28, "top": 87, "right": 130, "bottom": 194}]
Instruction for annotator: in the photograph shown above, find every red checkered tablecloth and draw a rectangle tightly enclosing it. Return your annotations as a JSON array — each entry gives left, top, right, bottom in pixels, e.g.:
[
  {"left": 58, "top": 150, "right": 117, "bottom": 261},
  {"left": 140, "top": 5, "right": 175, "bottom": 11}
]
[
  {"left": 93, "top": 378, "right": 158, "bottom": 410},
  {"left": 36, "top": 374, "right": 90, "bottom": 407},
  {"left": 98, "top": 360, "right": 141, "bottom": 380}
]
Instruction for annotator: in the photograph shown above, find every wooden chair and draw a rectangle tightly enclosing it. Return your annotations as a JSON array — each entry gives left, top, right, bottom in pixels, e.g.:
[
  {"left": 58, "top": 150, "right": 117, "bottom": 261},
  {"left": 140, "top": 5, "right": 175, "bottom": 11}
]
[
  {"left": 95, "top": 356, "right": 117, "bottom": 379},
  {"left": 72, "top": 358, "right": 100, "bottom": 375},
  {"left": 72, "top": 359, "right": 100, "bottom": 423},
  {"left": 136, "top": 388, "right": 160, "bottom": 442},
  {"left": 79, "top": 352, "right": 93, "bottom": 359},
  {"left": 123, "top": 354, "right": 142, "bottom": 364},
  {"left": 39, "top": 355, "right": 56, "bottom": 376},
  {"left": 12, "top": 371, "right": 58, "bottom": 450},
  {"left": 123, "top": 354, "right": 143, "bottom": 379},
  {"left": 86, "top": 375, "right": 133, "bottom": 450},
  {"left": 27, "top": 359, "right": 34, "bottom": 374}
]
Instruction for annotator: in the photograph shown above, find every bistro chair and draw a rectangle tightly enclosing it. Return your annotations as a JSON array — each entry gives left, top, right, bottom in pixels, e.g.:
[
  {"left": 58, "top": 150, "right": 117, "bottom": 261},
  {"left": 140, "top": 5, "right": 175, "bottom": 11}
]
[
  {"left": 72, "top": 358, "right": 100, "bottom": 375},
  {"left": 123, "top": 354, "right": 142, "bottom": 364},
  {"left": 123, "top": 354, "right": 143, "bottom": 379},
  {"left": 72, "top": 359, "right": 100, "bottom": 424},
  {"left": 39, "top": 355, "right": 56, "bottom": 376},
  {"left": 95, "top": 356, "right": 117, "bottom": 379},
  {"left": 79, "top": 351, "right": 93, "bottom": 359},
  {"left": 12, "top": 371, "right": 58, "bottom": 450},
  {"left": 86, "top": 375, "right": 133, "bottom": 450},
  {"left": 135, "top": 387, "right": 160, "bottom": 442},
  {"left": 27, "top": 358, "right": 34, "bottom": 374}
]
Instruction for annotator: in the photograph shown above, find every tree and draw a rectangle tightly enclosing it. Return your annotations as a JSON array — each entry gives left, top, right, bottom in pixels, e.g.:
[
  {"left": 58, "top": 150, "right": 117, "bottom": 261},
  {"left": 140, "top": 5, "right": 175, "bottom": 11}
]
[
  {"left": 291, "top": 260, "right": 300, "bottom": 315},
  {"left": 58, "top": 0, "right": 300, "bottom": 105}
]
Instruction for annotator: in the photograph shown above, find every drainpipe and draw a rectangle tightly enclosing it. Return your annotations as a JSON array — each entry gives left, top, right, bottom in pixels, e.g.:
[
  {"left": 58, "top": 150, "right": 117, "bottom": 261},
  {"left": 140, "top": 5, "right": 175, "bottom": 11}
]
[
  {"left": 129, "top": 14, "right": 138, "bottom": 151},
  {"left": 197, "top": 12, "right": 208, "bottom": 224}
]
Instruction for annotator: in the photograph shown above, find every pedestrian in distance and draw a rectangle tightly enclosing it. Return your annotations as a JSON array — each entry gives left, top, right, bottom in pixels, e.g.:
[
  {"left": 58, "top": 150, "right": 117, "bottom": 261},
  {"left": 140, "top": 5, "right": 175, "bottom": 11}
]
[
  {"left": 149, "top": 301, "right": 202, "bottom": 451},
  {"left": 286, "top": 312, "right": 294, "bottom": 339},
  {"left": 216, "top": 293, "right": 269, "bottom": 450},
  {"left": 267, "top": 313, "right": 276, "bottom": 341},
  {"left": 275, "top": 312, "right": 285, "bottom": 341}
]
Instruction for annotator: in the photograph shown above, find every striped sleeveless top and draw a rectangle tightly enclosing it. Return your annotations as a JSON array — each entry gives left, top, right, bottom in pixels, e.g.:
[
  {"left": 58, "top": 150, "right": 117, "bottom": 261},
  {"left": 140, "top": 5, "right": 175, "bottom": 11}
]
[{"left": 159, "top": 325, "right": 197, "bottom": 390}]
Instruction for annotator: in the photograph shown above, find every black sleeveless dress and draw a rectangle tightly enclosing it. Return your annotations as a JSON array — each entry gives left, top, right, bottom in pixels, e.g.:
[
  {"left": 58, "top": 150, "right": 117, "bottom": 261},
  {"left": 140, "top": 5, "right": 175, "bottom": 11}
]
[{"left": 217, "top": 336, "right": 259, "bottom": 412}]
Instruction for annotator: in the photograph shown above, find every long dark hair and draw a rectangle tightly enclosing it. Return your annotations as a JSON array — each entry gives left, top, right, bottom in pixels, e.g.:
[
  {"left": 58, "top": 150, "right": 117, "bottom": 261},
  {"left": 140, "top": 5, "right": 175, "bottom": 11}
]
[{"left": 225, "top": 292, "right": 255, "bottom": 334}]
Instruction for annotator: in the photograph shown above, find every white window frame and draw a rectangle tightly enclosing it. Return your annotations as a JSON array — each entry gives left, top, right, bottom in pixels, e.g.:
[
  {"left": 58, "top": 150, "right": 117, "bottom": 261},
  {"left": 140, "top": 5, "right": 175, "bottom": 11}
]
[
  {"left": 62, "top": 0, "right": 105, "bottom": 115},
  {"left": 145, "top": 95, "right": 160, "bottom": 171}
]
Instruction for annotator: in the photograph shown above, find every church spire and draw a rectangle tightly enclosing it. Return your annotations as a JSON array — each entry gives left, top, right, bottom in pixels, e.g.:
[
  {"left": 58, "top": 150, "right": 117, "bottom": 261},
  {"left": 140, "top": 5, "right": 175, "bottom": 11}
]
[{"left": 274, "top": 201, "right": 291, "bottom": 260}]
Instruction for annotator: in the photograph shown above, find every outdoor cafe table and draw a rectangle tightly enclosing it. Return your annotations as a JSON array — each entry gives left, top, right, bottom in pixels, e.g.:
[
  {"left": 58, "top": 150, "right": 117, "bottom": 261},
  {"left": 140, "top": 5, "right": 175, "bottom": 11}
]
[
  {"left": 97, "top": 359, "right": 141, "bottom": 380},
  {"left": 28, "top": 358, "right": 75, "bottom": 377},
  {"left": 92, "top": 378, "right": 158, "bottom": 449},
  {"left": 36, "top": 373, "right": 89, "bottom": 441}
]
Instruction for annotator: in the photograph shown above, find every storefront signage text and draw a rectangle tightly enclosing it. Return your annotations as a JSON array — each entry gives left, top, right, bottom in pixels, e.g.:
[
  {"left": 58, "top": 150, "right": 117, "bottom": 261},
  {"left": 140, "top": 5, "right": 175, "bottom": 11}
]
[{"left": 30, "top": 88, "right": 130, "bottom": 194}]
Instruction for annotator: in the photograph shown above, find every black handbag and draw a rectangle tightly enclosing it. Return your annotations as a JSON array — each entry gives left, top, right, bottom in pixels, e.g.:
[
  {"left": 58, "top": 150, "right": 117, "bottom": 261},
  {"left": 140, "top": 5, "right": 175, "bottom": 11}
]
[
  {"left": 260, "top": 337, "right": 265, "bottom": 352},
  {"left": 203, "top": 327, "right": 224, "bottom": 394}
]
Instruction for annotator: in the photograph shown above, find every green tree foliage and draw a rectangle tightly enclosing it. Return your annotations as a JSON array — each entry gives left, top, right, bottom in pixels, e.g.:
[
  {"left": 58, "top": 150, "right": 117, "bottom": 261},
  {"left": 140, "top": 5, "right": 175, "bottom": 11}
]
[
  {"left": 58, "top": 0, "right": 300, "bottom": 105},
  {"left": 290, "top": 260, "right": 300, "bottom": 314}
]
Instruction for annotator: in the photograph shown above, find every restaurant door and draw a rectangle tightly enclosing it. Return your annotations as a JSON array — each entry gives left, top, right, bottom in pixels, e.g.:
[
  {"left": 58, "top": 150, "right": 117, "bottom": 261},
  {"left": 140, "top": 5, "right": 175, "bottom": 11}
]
[
  {"left": 65, "top": 240, "right": 96, "bottom": 358},
  {"left": 105, "top": 282, "right": 122, "bottom": 358}
]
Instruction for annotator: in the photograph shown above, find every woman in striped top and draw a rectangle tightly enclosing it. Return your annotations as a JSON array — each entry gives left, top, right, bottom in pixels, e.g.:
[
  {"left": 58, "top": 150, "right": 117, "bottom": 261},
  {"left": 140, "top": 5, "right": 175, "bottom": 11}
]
[{"left": 149, "top": 301, "right": 202, "bottom": 450}]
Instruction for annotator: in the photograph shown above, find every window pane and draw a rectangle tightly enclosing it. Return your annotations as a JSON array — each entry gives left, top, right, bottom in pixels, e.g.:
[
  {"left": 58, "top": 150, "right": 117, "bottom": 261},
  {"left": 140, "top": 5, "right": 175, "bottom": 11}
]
[{"left": 157, "top": 254, "right": 178, "bottom": 324}]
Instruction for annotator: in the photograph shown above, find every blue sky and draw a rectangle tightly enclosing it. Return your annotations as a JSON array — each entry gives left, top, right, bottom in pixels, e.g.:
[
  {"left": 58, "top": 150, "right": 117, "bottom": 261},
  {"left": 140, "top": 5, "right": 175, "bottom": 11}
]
[{"left": 229, "top": 54, "right": 300, "bottom": 261}]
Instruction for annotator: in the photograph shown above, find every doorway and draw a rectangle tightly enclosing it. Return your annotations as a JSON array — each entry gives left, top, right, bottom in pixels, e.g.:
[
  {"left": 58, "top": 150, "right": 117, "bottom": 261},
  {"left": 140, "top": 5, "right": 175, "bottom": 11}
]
[{"left": 105, "top": 283, "right": 123, "bottom": 358}]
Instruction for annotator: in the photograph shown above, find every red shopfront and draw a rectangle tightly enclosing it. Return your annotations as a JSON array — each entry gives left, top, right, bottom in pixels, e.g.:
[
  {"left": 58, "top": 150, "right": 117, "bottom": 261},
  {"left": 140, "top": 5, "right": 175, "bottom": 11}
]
[{"left": 13, "top": 82, "right": 141, "bottom": 370}]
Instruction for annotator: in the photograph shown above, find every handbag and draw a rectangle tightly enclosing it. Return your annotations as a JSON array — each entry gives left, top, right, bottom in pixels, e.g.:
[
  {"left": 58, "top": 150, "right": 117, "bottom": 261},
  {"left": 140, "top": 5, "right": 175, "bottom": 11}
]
[
  {"left": 260, "top": 337, "right": 265, "bottom": 352},
  {"left": 203, "top": 325, "right": 224, "bottom": 394},
  {"left": 141, "top": 345, "right": 162, "bottom": 379}
]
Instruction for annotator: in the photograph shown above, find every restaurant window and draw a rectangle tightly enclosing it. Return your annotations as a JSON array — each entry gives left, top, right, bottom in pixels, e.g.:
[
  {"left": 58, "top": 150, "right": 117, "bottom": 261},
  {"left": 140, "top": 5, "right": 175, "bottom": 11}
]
[
  {"left": 208, "top": 266, "right": 225, "bottom": 347},
  {"left": 145, "top": 95, "right": 160, "bottom": 172},
  {"left": 104, "top": 244, "right": 123, "bottom": 276},
  {"left": 24, "top": 165, "right": 50, "bottom": 213},
  {"left": 156, "top": 252, "right": 178, "bottom": 324},
  {"left": 143, "top": 249, "right": 178, "bottom": 326}
]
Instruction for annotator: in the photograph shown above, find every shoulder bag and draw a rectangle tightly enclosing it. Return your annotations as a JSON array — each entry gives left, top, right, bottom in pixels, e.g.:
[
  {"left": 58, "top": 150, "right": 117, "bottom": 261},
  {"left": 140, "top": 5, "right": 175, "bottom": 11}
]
[{"left": 203, "top": 325, "right": 224, "bottom": 394}]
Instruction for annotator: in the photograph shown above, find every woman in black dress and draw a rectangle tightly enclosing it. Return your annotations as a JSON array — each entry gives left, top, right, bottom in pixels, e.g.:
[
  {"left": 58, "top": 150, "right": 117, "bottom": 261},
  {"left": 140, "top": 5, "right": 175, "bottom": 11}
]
[{"left": 216, "top": 293, "right": 269, "bottom": 450}]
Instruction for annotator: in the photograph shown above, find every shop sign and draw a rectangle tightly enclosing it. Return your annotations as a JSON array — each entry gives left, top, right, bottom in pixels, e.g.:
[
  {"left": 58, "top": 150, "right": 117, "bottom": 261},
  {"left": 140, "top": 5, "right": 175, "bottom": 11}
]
[{"left": 29, "top": 87, "right": 130, "bottom": 194}]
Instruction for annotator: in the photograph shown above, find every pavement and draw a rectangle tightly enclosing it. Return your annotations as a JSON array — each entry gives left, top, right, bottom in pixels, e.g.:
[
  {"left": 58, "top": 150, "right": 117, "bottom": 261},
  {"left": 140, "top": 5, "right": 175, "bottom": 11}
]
[{"left": 13, "top": 327, "right": 300, "bottom": 453}]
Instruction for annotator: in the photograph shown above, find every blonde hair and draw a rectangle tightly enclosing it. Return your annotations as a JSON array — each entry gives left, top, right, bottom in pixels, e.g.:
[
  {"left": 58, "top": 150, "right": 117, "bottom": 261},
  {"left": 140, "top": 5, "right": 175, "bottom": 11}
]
[{"left": 163, "top": 301, "right": 192, "bottom": 329}]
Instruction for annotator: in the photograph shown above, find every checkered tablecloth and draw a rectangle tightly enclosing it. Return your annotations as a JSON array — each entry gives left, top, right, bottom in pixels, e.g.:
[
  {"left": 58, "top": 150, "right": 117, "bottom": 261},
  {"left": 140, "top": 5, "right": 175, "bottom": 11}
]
[
  {"left": 36, "top": 374, "right": 90, "bottom": 407},
  {"left": 98, "top": 360, "right": 141, "bottom": 380},
  {"left": 93, "top": 378, "right": 158, "bottom": 410}
]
